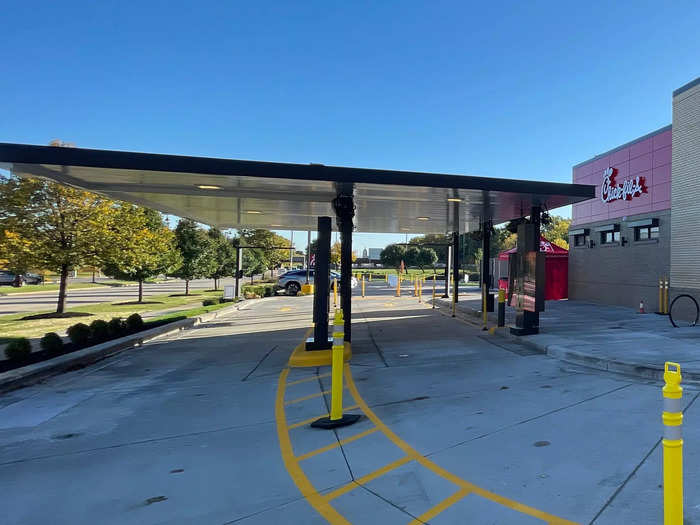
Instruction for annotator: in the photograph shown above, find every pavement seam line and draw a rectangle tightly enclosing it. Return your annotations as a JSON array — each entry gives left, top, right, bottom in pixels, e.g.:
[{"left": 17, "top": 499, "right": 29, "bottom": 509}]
[
  {"left": 241, "top": 344, "right": 278, "bottom": 382},
  {"left": 588, "top": 390, "right": 700, "bottom": 525},
  {"left": 343, "top": 364, "right": 579, "bottom": 525},
  {"left": 295, "top": 427, "right": 379, "bottom": 461},
  {"left": 275, "top": 366, "right": 352, "bottom": 525},
  {"left": 324, "top": 455, "right": 412, "bottom": 501},
  {"left": 407, "top": 487, "right": 472, "bottom": 525}
]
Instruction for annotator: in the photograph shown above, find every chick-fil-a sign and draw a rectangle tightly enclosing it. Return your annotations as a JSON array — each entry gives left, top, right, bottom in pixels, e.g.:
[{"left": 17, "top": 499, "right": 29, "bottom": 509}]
[{"left": 600, "top": 167, "right": 646, "bottom": 203}]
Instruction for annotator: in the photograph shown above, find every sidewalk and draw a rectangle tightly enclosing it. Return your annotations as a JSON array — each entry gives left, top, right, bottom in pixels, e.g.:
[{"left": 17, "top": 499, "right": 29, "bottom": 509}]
[{"left": 435, "top": 291, "right": 700, "bottom": 382}]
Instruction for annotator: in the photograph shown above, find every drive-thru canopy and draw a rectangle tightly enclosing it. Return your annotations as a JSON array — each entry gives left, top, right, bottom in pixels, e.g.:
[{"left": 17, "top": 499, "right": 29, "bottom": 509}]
[
  {"left": 0, "top": 143, "right": 593, "bottom": 235},
  {"left": 0, "top": 142, "right": 595, "bottom": 346}
]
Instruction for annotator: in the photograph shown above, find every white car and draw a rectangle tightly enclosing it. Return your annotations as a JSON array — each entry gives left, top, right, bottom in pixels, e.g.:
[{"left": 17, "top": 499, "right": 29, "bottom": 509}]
[{"left": 274, "top": 269, "right": 358, "bottom": 296}]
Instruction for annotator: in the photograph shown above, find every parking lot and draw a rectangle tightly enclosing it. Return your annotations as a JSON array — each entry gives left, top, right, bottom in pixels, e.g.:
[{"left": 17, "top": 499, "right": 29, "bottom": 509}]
[{"left": 1, "top": 282, "right": 697, "bottom": 524}]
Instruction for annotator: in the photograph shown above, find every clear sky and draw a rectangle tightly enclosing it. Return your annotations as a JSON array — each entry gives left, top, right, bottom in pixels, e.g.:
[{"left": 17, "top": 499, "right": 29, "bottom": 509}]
[{"left": 3, "top": 1, "right": 700, "bottom": 254}]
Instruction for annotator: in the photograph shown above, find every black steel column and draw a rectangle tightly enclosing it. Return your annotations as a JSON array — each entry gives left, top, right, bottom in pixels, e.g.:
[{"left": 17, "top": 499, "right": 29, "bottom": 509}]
[
  {"left": 234, "top": 245, "right": 242, "bottom": 297},
  {"left": 308, "top": 216, "right": 331, "bottom": 350},
  {"left": 528, "top": 206, "right": 541, "bottom": 328},
  {"left": 452, "top": 231, "right": 459, "bottom": 302},
  {"left": 333, "top": 185, "right": 354, "bottom": 342},
  {"left": 481, "top": 220, "right": 491, "bottom": 291},
  {"left": 443, "top": 244, "right": 452, "bottom": 297}
]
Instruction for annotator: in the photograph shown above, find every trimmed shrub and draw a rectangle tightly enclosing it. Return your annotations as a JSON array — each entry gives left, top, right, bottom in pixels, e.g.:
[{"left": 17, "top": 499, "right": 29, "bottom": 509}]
[
  {"left": 263, "top": 286, "right": 273, "bottom": 297},
  {"left": 108, "top": 317, "right": 125, "bottom": 338},
  {"left": 40, "top": 332, "right": 64, "bottom": 354},
  {"left": 125, "top": 313, "right": 144, "bottom": 333},
  {"left": 67, "top": 323, "right": 91, "bottom": 347},
  {"left": 202, "top": 298, "right": 220, "bottom": 306},
  {"left": 5, "top": 338, "right": 31, "bottom": 361},
  {"left": 89, "top": 319, "right": 110, "bottom": 343}
]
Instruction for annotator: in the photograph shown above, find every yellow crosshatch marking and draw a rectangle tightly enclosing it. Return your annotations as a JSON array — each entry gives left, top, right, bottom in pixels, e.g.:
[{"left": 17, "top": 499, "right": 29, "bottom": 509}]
[{"left": 275, "top": 330, "right": 580, "bottom": 525}]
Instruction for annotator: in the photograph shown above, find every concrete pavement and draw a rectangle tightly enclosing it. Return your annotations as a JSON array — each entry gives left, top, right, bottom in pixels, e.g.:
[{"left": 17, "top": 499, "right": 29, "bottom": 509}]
[{"left": 0, "top": 283, "right": 695, "bottom": 524}]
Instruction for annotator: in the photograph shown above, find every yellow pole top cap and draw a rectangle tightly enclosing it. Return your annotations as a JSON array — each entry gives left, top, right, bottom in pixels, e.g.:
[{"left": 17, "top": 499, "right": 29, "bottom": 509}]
[{"left": 664, "top": 361, "right": 682, "bottom": 386}]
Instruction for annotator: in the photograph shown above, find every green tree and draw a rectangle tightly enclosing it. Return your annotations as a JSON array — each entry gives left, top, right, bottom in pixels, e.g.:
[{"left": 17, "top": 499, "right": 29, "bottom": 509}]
[
  {"left": 101, "top": 205, "right": 181, "bottom": 302},
  {"left": 242, "top": 248, "right": 267, "bottom": 282},
  {"left": 207, "top": 228, "right": 237, "bottom": 290},
  {"left": 0, "top": 174, "right": 116, "bottom": 314},
  {"left": 404, "top": 246, "right": 420, "bottom": 268},
  {"left": 240, "top": 229, "right": 291, "bottom": 278},
  {"left": 415, "top": 247, "right": 438, "bottom": 272},
  {"left": 170, "top": 218, "right": 217, "bottom": 295},
  {"left": 380, "top": 244, "right": 406, "bottom": 273},
  {"left": 409, "top": 234, "right": 450, "bottom": 263},
  {"left": 542, "top": 215, "right": 571, "bottom": 250}
]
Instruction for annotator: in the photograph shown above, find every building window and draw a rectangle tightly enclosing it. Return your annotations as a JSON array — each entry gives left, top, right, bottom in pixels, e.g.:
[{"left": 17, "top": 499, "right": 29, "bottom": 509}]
[
  {"left": 635, "top": 225, "right": 659, "bottom": 241},
  {"left": 600, "top": 230, "right": 620, "bottom": 244},
  {"left": 574, "top": 233, "right": 589, "bottom": 247}
]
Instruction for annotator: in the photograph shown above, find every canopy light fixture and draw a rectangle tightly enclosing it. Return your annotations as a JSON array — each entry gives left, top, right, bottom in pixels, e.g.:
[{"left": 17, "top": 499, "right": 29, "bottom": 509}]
[
  {"left": 246, "top": 210, "right": 262, "bottom": 214},
  {"left": 401, "top": 227, "right": 410, "bottom": 231},
  {"left": 270, "top": 224, "right": 282, "bottom": 227},
  {"left": 416, "top": 216, "right": 430, "bottom": 221},
  {"left": 447, "top": 197, "right": 462, "bottom": 202},
  {"left": 196, "top": 184, "right": 222, "bottom": 190}
]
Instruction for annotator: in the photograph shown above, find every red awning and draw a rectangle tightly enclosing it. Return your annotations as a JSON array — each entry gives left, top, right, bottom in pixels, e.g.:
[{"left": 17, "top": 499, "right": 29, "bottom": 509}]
[{"left": 498, "top": 236, "right": 568, "bottom": 260}]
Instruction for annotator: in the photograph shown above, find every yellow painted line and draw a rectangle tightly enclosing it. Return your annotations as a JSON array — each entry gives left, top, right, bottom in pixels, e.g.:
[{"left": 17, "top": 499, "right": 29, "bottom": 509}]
[
  {"left": 344, "top": 365, "right": 579, "bottom": 525},
  {"left": 407, "top": 487, "right": 471, "bottom": 524},
  {"left": 296, "top": 427, "right": 379, "bottom": 461},
  {"left": 285, "top": 389, "right": 332, "bottom": 406},
  {"left": 288, "top": 404, "right": 360, "bottom": 430},
  {"left": 324, "top": 455, "right": 412, "bottom": 501},
  {"left": 287, "top": 372, "right": 332, "bottom": 387},
  {"left": 275, "top": 368, "right": 351, "bottom": 524},
  {"left": 280, "top": 306, "right": 293, "bottom": 312}
]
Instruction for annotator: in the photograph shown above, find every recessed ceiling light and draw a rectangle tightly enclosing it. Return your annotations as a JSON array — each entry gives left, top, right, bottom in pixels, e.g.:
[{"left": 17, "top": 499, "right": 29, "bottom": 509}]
[
  {"left": 401, "top": 227, "right": 410, "bottom": 231},
  {"left": 246, "top": 210, "right": 262, "bottom": 214},
  {"left": 270, "top": 224, "right": 282, "bottom": 227},
  {"left": 416, "top": 216, "right": 430, "bottom": 221},
  {"left": 196, "top": 184, "right": 222, "bottom": 190},
  {"left": 447, "top": 198, "right": 462, "bottom": 202}
]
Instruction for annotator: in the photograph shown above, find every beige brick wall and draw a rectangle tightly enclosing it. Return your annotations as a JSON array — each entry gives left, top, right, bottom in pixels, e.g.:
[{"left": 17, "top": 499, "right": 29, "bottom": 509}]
[{"left": 671, "top": 81, "right": 700, "bottom": 290}]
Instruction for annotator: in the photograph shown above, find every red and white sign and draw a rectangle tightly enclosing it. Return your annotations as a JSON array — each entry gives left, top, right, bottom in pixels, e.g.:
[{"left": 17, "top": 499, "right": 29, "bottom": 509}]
[
  {"left": 309, "top": 254, "right": 315, "bottom": 267},
  {"left": 600, "top": 167, "right": 646, "bottom": 203}
]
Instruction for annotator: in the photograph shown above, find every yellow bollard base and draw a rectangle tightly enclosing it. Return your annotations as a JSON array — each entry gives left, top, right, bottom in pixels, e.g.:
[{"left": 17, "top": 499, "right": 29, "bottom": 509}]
[
  {"left": 310, "top": 413, "right": 361, "bottom": 429},
  {"left": 301, "top": 284, "right": 314, "bottom": 295}
]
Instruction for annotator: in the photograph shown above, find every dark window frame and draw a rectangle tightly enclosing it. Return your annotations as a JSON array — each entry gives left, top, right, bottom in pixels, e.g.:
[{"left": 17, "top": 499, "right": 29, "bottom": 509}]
[
  {"left": 600, "top": 229, "right": 620, "bottom": 245},
  {"left": 635, "top": 225, "right": 660, "bottom": 241}
]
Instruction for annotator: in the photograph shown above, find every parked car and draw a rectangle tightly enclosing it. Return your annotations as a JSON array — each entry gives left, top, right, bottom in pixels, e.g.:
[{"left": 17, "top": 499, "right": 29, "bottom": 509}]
[
  {"left": 274, "top": 269, "right": 358, "bottom": 296},
  {"left": 0, "top": 271, "right": 43, "bottom": 287}
]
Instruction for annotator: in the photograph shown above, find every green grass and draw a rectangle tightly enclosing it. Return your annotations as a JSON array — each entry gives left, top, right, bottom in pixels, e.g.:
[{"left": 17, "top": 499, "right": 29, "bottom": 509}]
[
  {"left": 0, "top": 290, "right": 224, "bottom": 341},
  {"left": 146, "top": 301, "right": 233, "bottom": 325},
  {"left": 0, "top": 280, "right": 135, "bottom": 296}
]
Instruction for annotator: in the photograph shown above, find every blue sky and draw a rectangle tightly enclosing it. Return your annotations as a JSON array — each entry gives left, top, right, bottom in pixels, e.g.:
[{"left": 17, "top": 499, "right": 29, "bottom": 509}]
[{"left": 2, "top": 1, "right": 700, "bottom": 254}]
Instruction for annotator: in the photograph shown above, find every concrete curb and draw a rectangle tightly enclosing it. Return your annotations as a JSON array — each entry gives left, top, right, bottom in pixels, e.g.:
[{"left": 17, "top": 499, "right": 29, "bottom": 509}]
[
  {"left": 434, "top": 297, "right": 700, "bottom": 384},
  {"left": 0, "top": 301, "right": 247, "bottom": 393}
]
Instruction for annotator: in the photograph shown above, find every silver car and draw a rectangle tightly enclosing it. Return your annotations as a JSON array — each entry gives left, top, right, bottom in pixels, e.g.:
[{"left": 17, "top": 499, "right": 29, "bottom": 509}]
[{"left": 274, "top": 269, "right": 357, "bottom": 296}]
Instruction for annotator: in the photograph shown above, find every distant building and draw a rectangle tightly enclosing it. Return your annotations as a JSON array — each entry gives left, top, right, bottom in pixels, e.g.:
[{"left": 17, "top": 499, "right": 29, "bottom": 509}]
[{"left": 368, "top": 248, "right": 382, "bottom": 261}]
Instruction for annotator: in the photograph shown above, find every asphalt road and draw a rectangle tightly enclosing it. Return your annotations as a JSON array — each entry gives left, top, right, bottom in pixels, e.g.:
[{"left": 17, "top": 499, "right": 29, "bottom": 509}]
[{"left": 0, "top": 278, "right": 244, "bottom": 316}]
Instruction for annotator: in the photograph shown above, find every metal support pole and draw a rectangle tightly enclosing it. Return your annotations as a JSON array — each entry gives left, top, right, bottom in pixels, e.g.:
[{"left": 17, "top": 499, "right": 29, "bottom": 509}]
[
  {"left": 452, "top": 231, "right": 459, "bottom": 303},
  {"left": 664, "top": 278, "right": 670, "bottom": 315},
  {"left": 333, "top": 278, "right": 338, "bottom": 308},
  {"left": 497, "top": 288, "right": 505, "bottom": 327},
  {"left": 659, "top": 278, "right": 664, "bottom": 314},
  {"left": 307, "top": 216, "right": 331, "bottom": 350},
  {"left": 234, "top": 245, "right": 242, "bottom": 298},
  {"left": 333, "top": 185, "right": 354, "bottom": 343},
  {"left": 432, "top": 276, "right": 436, "bottom": 309},
  {"left": 443, "top": 244, "right": 452, "bottom": 298},
  {"left": 662, "top": 362, "right": 683, "bottom": 525}
]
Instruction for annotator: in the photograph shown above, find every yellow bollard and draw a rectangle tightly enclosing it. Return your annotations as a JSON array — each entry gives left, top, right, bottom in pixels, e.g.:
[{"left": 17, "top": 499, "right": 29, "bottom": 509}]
[
  {"left": 369, "top": 272, "right": 372, "bottom": 282},
  {"left": 396, "top": 275, "right": 401, "bottom": 297},
  {"left": 664, "top": 278, "right": 670, "bottom": 315},
  {"left": 385, "top": 273, "right": 388, "bottom": 283},
  {"left": 662, "top": 362, "right": 683, "bottom": 525},
  {"left": 333, "top": 277, "right": 338, "bottom": 308},
  {"left": 330, "top": 311, "right": 344, "bottom": 421},
  {"left": 451, "top": 278, "right": 457, "bottom": 317},
  {"left": 311, "top": 309, "right": 360, "bottom": 429},
  {"left": 361, "top": 276, "right": 365, "bottom": 298},
  {"left": 418, "top": 278, "right": 422, "bottom": 303},
  {"left": 659, "top": 278, "right": 664, "bottom": 314},
  {"left": 432, "top": 276, "right": 436, "bottom": 309}
]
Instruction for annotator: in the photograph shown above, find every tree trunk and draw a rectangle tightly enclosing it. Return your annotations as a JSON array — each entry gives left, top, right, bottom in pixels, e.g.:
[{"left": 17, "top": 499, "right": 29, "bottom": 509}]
[
  {"left": 214, "top": 278, "right": 218, "bottom": 291},
  {"left": 91, "top": 270, "right": 96, "bottom": 283},
  {"left": 138, "top": 279, "right": 143, "bottom": 303},
  {"left": 185, "top": 279, "right": 190, "bottom": 296},
  {"left": 57, "top": 264, "right": 69, "bottom": 314}
]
